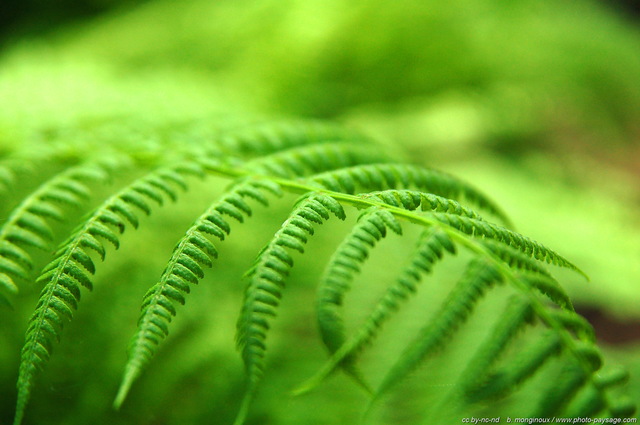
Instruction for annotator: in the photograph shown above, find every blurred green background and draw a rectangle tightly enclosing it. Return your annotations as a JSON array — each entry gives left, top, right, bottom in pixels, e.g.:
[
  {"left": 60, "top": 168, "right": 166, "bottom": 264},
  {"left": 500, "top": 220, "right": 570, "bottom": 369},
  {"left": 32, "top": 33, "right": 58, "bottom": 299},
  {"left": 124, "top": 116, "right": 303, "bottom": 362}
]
[{"left": 0, "top": 0, "right": 639, "bottom": 423}]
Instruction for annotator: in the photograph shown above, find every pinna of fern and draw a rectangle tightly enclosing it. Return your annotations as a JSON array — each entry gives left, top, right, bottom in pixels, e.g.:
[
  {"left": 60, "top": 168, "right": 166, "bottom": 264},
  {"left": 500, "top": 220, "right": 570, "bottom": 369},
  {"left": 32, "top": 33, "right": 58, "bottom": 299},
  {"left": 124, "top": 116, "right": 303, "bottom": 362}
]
[
  {"left": 1, "top": 118, "right": 633, "bottom": 425},
  {"left": 0, "top": 159, "right": 122, "bottom": 307}
]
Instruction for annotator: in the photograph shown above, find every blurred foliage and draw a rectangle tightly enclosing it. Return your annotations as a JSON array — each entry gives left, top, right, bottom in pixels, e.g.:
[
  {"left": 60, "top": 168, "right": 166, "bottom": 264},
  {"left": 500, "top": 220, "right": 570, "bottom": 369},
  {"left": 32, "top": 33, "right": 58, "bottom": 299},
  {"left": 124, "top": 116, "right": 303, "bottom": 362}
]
[{"left": 1, "top": 0, "right": 639, "bottom": 423}]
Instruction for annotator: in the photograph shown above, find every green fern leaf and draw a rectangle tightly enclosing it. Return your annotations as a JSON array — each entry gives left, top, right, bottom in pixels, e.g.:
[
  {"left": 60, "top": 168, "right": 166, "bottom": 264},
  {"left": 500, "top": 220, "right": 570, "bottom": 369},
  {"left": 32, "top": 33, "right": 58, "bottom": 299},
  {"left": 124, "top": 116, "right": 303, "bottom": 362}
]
[
  {"left": 0, "top": 257, "right": 30, "bottom": 281},
  {"left": 564, "top": 373, "right": 634, "bottom": 417},
  {"left": 460, "top": 279, "right": 610, "bottom": 414},
  {"left": 422, "top": 296, "right": 533, "bottom": 418},
  {"left": 24, "top": 202, "right": 65, "bottom": 221},
  {"left": 0, "top": 162, "right": 110, "bottom": 306},
  {"left": 108, "top": 199, "right": 140, "bottom": 229},
  {"left": 355, "top": 188, "right": 581, "bottom": 276},
  {"left": 458, "top": 296, "right": 535, "bottom": 394},
  {"left": 376, "top": 258, "right": 503, "bottom": 396},
  {"left": 13, "top": 162, "right": 202, "bottom": 425},
  {"left": 430, "top": 213, "right": 585, "bottom": 276},
  {"left": 517, "top": 272, "right": 573, "bottom": 311},
  {"left": 233, "top": 194, "right": 346, "bottom": 425},
  {"left": 309, "top": 164, "right": 510, "bottom": 224},
  {"left": 544, "top": 309, "right": 596, "bottom": 342},
  {"left": 531, "top": 360, "right": 587, "bottom": 416},
  {"left": 315, "top": 207, "right": 403, "bottom": 389},
  {"left": 595, "top": 367, "right": 630, "bottom": 390},
  {"left": 295, "top": 226, "right": 455, "bottom": 395},
  {"left": 609, "top": 399, "right": 637, "bottom": 418},
  {"left": 479, "top": 239, "right": 553, "bottom": 277},
  {"left": 465, "top": 331, "right": 562, "bottom": 403},
  {"left": 5, "top": 119, "right": 634, "bottom": 423},
  {"left": 367, "top": 189, "right": 483, "bottom": 220},
  {"left": 119, "top": 193, "right": 152, "bottom": 215},
  {"left": 114, "top": 178, "right": 282, "bottom": 408},
  {"left": 477, "top": 240, "right": 574, "bottom": 309},
  {"left": 0, "top": 242, "right": 33, "bottom": 269}
]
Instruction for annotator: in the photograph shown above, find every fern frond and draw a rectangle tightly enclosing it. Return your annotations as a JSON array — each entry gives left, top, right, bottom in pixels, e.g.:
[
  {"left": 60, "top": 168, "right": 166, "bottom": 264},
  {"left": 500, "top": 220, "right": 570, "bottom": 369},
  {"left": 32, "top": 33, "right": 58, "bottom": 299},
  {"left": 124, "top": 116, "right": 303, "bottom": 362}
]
[
  {"left": 0, "top": 162, "right": 111, "bottom": 307},
  {"left": 314, "top": 207, "right": 402, "bottom": 390},
  {"left": 6, "top": 119, "right": 634, "bottom": 423},
  {"left": 13, "top": 162, "right": 203, "bottom": 425},
  {"left": 419, "top": 296, "right": 534, "bottom": 423},
  {"left": 517, "top": 271, "right": 574, "bottom": 311},
  {"left": 565, "top": 386, "right": 606, "bottom": 417},
  {"left": 375, "top": 258, "right": 503, "bottom": 396},
  {"left": 351, "top": 188, "right": 581, "bottom": 276},
  {"left": 431, "top": 213, "right": 585, "bottom": 277},
  {"left": 114, "top": 178, "right": 282, "bottom": 409},
  {"left": 478, "top": 240, "right": 573, "bottom": 309},
  {"left": 295, "top": 226, "right": 455, "bottom": 395},
  {"left": 479, "top": 239, "right": 553, "bottom": 278},
  {"left": 564, "top": 373, "right": 636, "bottom": 418},
  {"left": 464, "top": 331, "right": 562, "bottom": 403},
  {"left": 456, "top": 286, "right": 622, "bottom": 417},
  {"left": 369, "top": 188, "right": 482, "bottom": 218},
  {"left": 532, "top": 360, "right": 588, "bottom": 417},
  {"left": 233, "top": 193, "right": 346, "bottom": 425},
  {"left": 543, "top": 309, "right": 596, "bottom": 342},
  {"left": 461, "top": 296, "right": 535, "bottom": 390},
  {"left": 309, "top": 164, "right": 510, "bottom": 224}
]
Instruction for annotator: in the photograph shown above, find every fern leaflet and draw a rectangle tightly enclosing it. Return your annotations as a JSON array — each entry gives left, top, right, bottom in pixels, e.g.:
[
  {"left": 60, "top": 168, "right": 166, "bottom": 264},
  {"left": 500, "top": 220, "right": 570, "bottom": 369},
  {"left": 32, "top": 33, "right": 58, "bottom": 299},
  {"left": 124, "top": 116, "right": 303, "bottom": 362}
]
[
  {"left": 375, "top": 258, "right": 503, "bottom": 397},
  {"left": 315, "top": 207, "right": 402, "bottom": 391},
  {"left": 13, "top": 162, "right": 203, "bottom": 425},
  {"left": 114, "top": 177, "right": 283, "bottom": 408},
  {"left": 296, "top": 226, "right": 456, "bottom": 395},
  {"left": 233, "top": 193, "right": 346, "bottom": 425},
  {"left": 309, "top": 164, "right": 510, "bottom": 224},
  {"left": 0, "top": 162, "right": 111, "bottom": 307}
]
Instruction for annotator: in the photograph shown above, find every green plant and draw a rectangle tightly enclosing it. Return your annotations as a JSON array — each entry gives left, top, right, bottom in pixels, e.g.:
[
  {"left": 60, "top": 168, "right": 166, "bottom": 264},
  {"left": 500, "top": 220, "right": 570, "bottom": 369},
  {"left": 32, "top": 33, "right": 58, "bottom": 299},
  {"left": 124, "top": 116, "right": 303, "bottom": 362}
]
[{"left": 1, "top": 119, "right": 634, "bottom": 425}]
